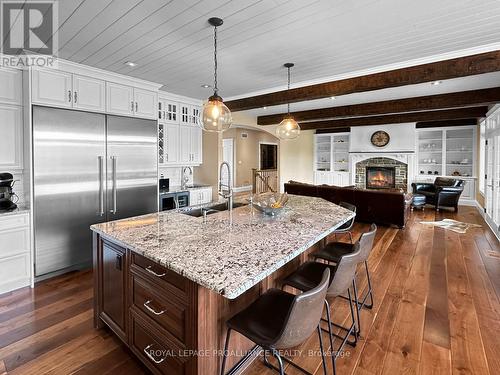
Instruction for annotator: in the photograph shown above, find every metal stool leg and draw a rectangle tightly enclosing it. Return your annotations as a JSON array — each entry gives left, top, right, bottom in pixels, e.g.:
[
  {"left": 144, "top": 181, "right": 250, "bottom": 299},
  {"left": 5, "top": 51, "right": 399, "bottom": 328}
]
[
  {"left": 272, "top": 349, "right": 285, "bottom": 375},
  {"left": 324, "top": 300, "right": 337, "bottom": 375},
  {"left": 220, "top": 328, "right": 231, "bottom": 375},
  {"left": 352, "top": 279, "right": 361, "bottom": 337},
  {"left": 364, "top": 260, "right": 374, "bottom": 309}
]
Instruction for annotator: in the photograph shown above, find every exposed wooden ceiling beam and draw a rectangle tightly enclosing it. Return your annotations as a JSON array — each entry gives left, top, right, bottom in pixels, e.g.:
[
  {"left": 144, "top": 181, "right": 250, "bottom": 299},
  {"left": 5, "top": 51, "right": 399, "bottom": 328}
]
[
  {"left": 226, "top": 50, "right": 500, "bottom": 112},
  {"left": 257, "top": 87, "right": 500, "bottom": 125},
  {"left": 416, "top": 119, "right": 478, "bottom": 128},
  {"left": 300, "top": 107, "right": 488, "bottom": 130}
]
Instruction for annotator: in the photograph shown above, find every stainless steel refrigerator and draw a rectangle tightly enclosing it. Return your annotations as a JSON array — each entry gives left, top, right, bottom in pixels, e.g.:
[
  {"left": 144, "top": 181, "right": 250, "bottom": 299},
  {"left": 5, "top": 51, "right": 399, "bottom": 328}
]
[{"left": 33, "top": 106, "right": 158, "bottom": 277}]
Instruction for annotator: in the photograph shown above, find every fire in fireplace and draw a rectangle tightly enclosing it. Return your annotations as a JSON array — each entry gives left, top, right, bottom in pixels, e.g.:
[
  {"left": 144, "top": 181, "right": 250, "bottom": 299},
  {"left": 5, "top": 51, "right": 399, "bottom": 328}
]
[{"left": 366, "top": 167, "right": 396, "bottom": 189}]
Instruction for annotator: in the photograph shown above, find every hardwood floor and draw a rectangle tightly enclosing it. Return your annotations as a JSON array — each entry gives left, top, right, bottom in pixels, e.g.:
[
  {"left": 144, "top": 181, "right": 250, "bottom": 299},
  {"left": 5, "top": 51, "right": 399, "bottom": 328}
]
[{"left": 0, "top": 206, "right": 498, "bottom": 375}]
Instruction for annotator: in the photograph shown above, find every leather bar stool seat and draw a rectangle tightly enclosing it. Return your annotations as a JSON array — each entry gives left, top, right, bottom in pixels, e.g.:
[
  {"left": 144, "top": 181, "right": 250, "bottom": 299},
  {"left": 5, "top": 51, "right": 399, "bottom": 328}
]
[
  {"left": 226, "top": 289, "right": 295, "bottom": 347},
  {"left": 282, "top": 262, "right": 337, "bottom": 292},
  {"left": 314, "top": 241, "right": 359, "bottom": 264}
]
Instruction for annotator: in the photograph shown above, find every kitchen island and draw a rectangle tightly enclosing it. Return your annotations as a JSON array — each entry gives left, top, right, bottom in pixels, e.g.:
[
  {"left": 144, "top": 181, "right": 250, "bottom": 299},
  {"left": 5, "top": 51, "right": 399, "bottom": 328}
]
[{"left": 91, "top": 195, "right": 354, "bottom": 375}]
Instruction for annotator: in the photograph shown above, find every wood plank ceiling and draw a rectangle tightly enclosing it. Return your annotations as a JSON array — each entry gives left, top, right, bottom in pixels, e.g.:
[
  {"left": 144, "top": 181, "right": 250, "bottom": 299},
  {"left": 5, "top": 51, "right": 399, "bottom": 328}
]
[{"left": 17, "top": 0, "right": 500, "bottom": 101}]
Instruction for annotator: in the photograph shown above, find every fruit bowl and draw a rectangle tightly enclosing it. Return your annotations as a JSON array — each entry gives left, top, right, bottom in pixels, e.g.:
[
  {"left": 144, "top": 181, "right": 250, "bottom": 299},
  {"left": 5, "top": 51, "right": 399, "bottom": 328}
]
[{"left": 250, "top": 192, "right": 289, "bottom": 216}]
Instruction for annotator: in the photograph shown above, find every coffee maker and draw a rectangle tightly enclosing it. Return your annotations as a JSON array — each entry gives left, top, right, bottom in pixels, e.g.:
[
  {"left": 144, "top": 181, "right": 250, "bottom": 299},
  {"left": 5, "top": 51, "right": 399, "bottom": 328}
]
[{"left": 0, "top": 173, "right": 18, "bottom": 212}]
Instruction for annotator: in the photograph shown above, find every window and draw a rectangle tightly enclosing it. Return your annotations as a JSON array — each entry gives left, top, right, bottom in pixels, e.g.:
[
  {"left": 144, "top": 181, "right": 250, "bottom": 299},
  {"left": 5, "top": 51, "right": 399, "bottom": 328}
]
[
  {"left": 260, "top": 143, "right": 278, "bottom": 170},
  {"left": 479, "top": 121, "right": 486, "bottom": 195}
]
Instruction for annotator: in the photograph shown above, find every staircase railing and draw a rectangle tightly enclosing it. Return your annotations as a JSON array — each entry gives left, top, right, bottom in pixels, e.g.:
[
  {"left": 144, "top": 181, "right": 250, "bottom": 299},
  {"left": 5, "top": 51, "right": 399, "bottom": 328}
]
[{"left": 252, "top": 169, "right": 278, "bottom": 194}]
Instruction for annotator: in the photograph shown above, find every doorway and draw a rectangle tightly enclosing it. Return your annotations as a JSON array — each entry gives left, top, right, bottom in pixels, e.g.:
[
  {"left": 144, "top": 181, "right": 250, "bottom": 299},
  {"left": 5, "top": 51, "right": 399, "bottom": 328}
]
[{"left": 259, "top": 142, "right": 278, "bottom": 170}]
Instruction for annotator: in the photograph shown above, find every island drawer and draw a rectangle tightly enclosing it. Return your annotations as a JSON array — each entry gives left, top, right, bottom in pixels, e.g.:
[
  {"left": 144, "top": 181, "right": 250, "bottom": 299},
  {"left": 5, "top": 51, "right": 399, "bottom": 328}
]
[
  {"left": 131, "top": 253, "right": 189, "bottom": 298},
  {"left": 131, "top": 273, "right": 188, "bottom": 345},
  {"left": 130, "top": 310, "right": 191, "bottom": 375}
]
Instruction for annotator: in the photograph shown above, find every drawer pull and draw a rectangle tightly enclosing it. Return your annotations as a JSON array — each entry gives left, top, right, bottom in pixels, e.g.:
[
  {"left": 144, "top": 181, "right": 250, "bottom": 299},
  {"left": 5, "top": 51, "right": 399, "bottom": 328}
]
[
  {"left": 143, "top": 344, "right": 165, "bottom": 364},
  {"left": 145, "top": 265, "right": 166, "bottom": 277},
  {"left": 144, "top": 300, "right": 166, "bottom": 316}
]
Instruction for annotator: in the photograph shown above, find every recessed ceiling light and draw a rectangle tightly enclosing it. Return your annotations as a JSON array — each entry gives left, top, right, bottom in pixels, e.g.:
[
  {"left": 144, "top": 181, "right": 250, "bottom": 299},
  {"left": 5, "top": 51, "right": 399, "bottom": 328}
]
[
  {"left": 431, "top": 80, "right": 442, "bottom": 86},
  {"left": 330, "top": 96, "right": 336, "bottom": 100},
  {"left": 263, "top": 106, "right": 267, "bottom": 110},
  {"left": 124, "top": 61, "right": 137, "bottom": 67},
  {"left": 201, "top": 84, "right": 211, "bottom": 88}
]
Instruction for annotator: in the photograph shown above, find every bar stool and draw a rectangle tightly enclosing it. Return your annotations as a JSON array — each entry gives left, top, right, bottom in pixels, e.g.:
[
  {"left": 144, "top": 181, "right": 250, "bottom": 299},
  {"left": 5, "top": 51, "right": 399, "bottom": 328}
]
[
  {"left": 220, "top": 269, "right": 330, "bottom": 375},
  {"left": 333, "top": 202, "right": 356, "bottom": 243},
  {"left": 282, "top": 248, "right": 362, "bottom": 375},
  {"left": 313, "top": 224, "right": 377, "bottom": 336}
]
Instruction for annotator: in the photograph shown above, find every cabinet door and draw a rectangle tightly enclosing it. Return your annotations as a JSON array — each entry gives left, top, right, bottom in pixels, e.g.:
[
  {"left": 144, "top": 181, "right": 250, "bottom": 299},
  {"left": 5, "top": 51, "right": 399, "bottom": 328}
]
[
  {"left": 201, "top": 188, "right": 212, "bottom": 204},
  {"left": 32, "top": 69, "right": 72, "bottom": 108},
  {"left": 72, "top": 75, "right": 105, "bottom": 112},
  {"left": 165, "top": 124, "right": 179, "bottom": 164},
  {"left": 0, "top": 105, "right": 23, "bottom": 169},
  {"left": 190, "top": 127, "right": 202, "bottom": 163},
  {"left": 0, "top": 68, "right": 22, "bottom": 105},
  {"left": 106, "top": 82, "right": 134, "bottom": 116},
  {"left": 101, "top": 241, "right": 126, "bottom": 339},
  {"left": 179, "top": 104, "right": 190, "bottom": 126},
  {"left": 189, "top": 190, "right": 200, "bottom": 206},
  {"left": 179, "top": 126, "right": 191, "bottom": 163},
  {"left": 164, "top": 100, "right": 179, "bottom": 124},
  {"left": 134, "top": 88, "right": 157, "bottom": 119},
  {"left": 190, "top": 105, "right": 200, "bottom": 127}
]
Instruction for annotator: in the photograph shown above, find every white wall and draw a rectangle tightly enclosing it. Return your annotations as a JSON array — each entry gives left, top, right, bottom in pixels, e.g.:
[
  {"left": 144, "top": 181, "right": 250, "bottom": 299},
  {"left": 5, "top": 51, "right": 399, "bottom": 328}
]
[
  {"left": 350, "top": 123, "right": 416, "bottom": 153},
  {"left": 279, "top": 130, "right": 315, "bottom": 191}
]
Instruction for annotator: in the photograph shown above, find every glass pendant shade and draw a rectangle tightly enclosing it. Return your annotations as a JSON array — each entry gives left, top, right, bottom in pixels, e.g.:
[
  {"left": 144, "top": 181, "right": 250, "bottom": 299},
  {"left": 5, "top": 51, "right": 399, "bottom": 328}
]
[
  {"left": 200, "top": 95, "right": 232, "bottom": 132},
  {"left": 276, "top": 115, "right": 300, "bottom": 140}
]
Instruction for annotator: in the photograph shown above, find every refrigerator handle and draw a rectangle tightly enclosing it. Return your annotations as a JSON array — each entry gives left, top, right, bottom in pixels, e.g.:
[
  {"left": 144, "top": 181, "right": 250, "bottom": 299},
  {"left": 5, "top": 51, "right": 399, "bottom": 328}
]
[
  {"left": 98, "top": 156, "right": 104, "bottom": 216},
  {"left": 110, "top": 156, "right": 117, "bottom": 214}
]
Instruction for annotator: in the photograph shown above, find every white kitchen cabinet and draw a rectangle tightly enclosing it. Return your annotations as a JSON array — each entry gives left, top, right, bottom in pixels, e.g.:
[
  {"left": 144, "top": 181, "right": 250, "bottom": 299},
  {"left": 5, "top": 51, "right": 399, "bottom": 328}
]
[
  {"left": 0, "top": 68, "right": 22, "bottom": 105},
  {"left": 134, "top": 88, "right": 157, "bottom": 119},
  {"left": 189, "top": 187, "right": 212, "bottom": 206},
  {"left": 180, "top": 104, "right": 190, "bottom": 125},
  {"left": 159, "top": 98, "right": 179, "bottom": 124},
  {"left": 0, "top": 212, "right": 31, "bottom": 294},
  {"left": 164, "top": 124, "right": 179, "bottom": 164},
  {"left": 72, "top": 74, "right": 106, "bottom": 112},
  {"left": 190, "top": 126, "right": 202, "bottom": 163},
  {"left": 106, "top": 82, "right": 134, "bottom": 116},
  {"left": 32, "top": 69, "right": 73, "bottom": 108},
  {"left": 190, "top": 105, "right": 200, "bottom": 126},
  {"left": 332, "top": 172, "right": 351, "bottom": 186},
  {"left": 179, "top": 125, "right": 191, "bottom": 163},
  {"left": 0, "top": 105, "right": 23, "bottom": 170}
]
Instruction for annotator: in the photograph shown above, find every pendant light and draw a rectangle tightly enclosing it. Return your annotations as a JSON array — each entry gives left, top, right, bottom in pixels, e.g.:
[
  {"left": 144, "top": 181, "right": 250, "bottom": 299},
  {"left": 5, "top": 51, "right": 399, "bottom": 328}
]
[
  {"left": 200, "top": 17, "right": 232, "bottom": 132},
  {"left": 276, "top": 63, "right": 300, "bottom": 140}
]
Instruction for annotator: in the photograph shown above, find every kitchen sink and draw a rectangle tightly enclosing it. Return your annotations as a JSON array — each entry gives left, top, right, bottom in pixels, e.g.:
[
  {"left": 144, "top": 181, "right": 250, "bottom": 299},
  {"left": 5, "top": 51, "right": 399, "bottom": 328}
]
[{"left": 181, "top": 202, "right": 248, "bottom": 218}]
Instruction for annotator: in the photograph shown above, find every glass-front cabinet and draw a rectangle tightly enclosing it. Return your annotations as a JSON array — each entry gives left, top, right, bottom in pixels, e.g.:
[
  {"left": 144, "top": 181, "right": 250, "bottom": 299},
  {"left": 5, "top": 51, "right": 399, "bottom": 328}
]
[
  {"left": 314, "top": 132, "right": 350, "bottom": 186},
  {"left": 415, "top": 125, "right": 477, "bottom": 202}
]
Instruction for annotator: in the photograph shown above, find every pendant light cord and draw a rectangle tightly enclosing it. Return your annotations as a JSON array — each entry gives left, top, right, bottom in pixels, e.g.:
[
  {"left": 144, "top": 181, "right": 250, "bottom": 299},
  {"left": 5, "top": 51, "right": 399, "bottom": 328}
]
[
  {"left": 287, "top": 66, "right": 291, "bottom": 115},
  {"left": 213, "top": 25, "right": 218, "bottom": 95}
]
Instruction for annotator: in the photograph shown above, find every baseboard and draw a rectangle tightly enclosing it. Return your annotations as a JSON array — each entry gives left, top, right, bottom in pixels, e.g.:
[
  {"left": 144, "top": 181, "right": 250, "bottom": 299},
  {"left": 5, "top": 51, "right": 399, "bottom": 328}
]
[
  {"left": 474, "top": 200, "right": 486, "bottom": 218},
  {"left": 233, "top": 185, "right": 252, "bottom": 193}
]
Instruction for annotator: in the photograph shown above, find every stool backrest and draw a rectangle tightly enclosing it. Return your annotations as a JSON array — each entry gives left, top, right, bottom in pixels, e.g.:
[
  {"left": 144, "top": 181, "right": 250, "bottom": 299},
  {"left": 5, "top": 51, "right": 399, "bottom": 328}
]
[
  {"left": 358, "top": 224, "right": 377, "bottom": 262},
  {"left": 273, "top": 269, "right": 330, "bottom": 349},
  {"left": 327, "top": 247, "right": 362, "bottom": 297},
  {"left": 338, "top": 201, "right": 356, "bottom": 230}
]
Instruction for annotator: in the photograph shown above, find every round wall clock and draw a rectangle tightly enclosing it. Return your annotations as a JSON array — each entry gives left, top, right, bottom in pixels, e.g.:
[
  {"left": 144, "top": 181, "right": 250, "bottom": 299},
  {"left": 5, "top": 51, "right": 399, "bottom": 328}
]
[{"left": 371, "top": 130, "right": 390, "bottom": 147}]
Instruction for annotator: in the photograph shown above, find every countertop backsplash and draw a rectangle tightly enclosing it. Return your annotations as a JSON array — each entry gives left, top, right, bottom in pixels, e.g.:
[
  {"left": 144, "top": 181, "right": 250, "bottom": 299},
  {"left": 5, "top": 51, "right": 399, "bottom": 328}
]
[{"left": 159, "top": 167, "right": 194, "bottom": 187}]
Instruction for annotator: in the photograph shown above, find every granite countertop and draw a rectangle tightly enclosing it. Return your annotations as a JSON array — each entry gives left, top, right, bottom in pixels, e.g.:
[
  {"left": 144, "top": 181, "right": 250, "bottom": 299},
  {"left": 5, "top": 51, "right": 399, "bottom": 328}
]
[
  {"left": 91, "top": 195, "right": 354, "bottom": 299},
  {"left": 0, "top": 204, "right": 30, "bottom": 217}
]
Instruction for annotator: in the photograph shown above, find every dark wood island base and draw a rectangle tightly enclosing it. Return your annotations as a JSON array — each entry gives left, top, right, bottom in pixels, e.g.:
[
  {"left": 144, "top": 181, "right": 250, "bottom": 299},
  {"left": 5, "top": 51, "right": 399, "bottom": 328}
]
[{"left": 93, "top": 232, "right": 323, "bottom": 375}]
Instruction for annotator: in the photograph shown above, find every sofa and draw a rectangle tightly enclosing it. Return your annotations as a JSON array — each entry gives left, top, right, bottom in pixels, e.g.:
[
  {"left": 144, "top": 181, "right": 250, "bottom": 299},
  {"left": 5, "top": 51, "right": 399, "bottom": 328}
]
[
  {"left": 284, "top": 181, "right": 411, "bottom": 228},
  {"left": 411, "top": 177, "right": 464, "bottom": 212}
]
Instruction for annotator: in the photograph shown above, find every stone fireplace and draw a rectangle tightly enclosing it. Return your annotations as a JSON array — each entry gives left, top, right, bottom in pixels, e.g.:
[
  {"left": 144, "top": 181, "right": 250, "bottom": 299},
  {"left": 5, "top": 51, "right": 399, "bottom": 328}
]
[
  {"left": 366, "top": 166, "right": 396, "bottom": 189},
  {"left": 350, "top": 154, "right": 414, "bottom": 191}
]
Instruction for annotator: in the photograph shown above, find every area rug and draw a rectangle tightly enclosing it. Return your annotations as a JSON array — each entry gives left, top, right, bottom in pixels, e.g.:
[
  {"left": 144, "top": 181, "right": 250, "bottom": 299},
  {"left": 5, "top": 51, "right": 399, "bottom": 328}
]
[{"left": 420, "top": 219, "right": 482, "bottom": 234}]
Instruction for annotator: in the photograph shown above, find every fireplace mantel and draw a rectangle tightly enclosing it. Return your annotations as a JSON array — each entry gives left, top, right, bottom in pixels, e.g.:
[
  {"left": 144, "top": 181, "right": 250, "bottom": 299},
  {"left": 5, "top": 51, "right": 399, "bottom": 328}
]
[{"left": 349, "top": 152, "right": 416, "bottom": 191}]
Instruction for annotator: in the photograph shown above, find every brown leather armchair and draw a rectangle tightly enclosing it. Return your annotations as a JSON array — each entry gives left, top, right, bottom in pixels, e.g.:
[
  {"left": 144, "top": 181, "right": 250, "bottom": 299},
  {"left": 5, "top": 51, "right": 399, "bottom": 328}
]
[{"left": 411, "top": 177, "right": 464, "bottom": 212}]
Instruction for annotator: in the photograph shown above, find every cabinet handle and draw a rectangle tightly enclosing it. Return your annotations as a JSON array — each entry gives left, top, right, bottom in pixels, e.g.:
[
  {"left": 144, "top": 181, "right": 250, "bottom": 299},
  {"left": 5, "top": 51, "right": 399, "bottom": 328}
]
[
  {"left": 68, "top": 90, "right": 72, "bottom": 102},
  {"left": 143, "top": 300, "right": 166, "bottom": 315},
  {"left": 74, "top": 91, "right": 77, "bottom": 103},
  {"left": 145, "top": 265, "right": 166, "bottom": 277},
  {"left": 166, "top": 153, "right": 168, "bottom": 162},
  {"left": 115, "top": 254, "right": 122, "bottom": 270},
  {"left": 131, "top": 101, "right": 134, "bottom": 112},
  {"left": 135, "top": 101, "right": 138, "bottom": 112},
  {"left": 143, "top": 345, "right": 165, "bottom": 364}
]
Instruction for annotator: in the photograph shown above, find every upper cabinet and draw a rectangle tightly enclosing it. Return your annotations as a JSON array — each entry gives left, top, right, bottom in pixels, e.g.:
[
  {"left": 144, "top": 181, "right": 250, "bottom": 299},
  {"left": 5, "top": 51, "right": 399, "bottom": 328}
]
[
  {"left": 106, "top": 83, "right": 157, "bottom": 119},
  {"left": 0, "top": 68, "right": 22, "bottom": 105},
  {"left": 72, "top": 75, "right": 106, "bottom": 112},
  {"left": 0, "top": 104, "right": 23, "bottom": 170},
  {"left": 180, "top": 104, "right": 190, "bottom": 126},
  {"left": 158, "top": 97, "right": 179, "bottom": 124},
  {"left": 32, "top": 69, "right": 158, "bottom": 119},
  {"left": 106, "top": 82, "right": 134, "bottom": 116},
  {"left": 32, "top": 70, "right": 73, "bottom": 108}
]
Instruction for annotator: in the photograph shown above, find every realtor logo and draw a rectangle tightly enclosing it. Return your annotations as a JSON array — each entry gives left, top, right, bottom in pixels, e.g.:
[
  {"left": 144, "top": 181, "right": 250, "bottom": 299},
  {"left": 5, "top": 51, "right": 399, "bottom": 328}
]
[{"left": 1, "top": 0, "right": 58, "bottom": 68}]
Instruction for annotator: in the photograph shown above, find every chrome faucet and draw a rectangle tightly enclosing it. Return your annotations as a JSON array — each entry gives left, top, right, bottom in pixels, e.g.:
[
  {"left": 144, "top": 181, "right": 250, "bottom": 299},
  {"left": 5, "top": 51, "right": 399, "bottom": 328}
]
[
  {"left": 219, "top": 162, "right": 233, "bottom": 222},
  {"left": 181, "top": 166, "right": 193, "bottom": 190}
]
